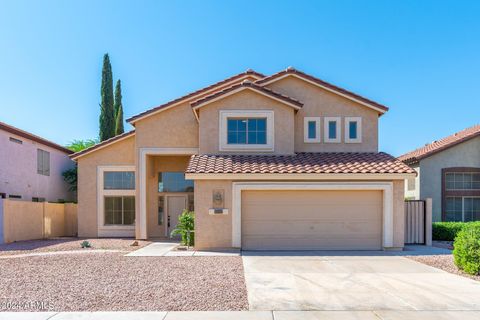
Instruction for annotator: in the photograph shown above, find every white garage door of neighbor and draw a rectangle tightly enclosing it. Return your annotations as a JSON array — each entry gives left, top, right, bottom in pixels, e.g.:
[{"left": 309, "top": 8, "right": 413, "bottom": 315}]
[{"left": 241, "top": 190, "right": 383, "bottom": 250}]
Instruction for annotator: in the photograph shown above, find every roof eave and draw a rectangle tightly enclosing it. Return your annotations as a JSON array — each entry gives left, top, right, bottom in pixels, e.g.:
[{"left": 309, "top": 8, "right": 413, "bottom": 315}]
[
  {"left": 185, "top": 172, "right": 416, "bottom": 180},
  {"left": 70, "top": 131, "right": 136, "bottom": 160},
  {"left": 126, "top": 71, "right": 266, "bottom": 124}
]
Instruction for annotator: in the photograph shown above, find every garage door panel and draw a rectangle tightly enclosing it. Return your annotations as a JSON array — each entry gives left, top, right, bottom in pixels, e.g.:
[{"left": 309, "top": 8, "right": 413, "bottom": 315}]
[
  {"left": 241, "top": 190, "right": 382, "bottom": 250},
  {"left": 243, "top": 220, "right": 381, "bottom": 236}
]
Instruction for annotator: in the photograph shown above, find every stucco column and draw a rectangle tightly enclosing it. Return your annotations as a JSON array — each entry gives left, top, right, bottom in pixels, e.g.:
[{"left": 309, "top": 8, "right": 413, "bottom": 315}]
[
  {"left": 136, "top": 149, "right": 148, "bottom": 240},
  {"left": 425, "top": 198, "right": 433, "bottom": 246}
]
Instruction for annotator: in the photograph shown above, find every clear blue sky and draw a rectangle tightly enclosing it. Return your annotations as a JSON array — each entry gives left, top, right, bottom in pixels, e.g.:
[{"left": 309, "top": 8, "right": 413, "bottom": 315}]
[{"left": 1, "top": 0, "right": 479, "bottom": 156}]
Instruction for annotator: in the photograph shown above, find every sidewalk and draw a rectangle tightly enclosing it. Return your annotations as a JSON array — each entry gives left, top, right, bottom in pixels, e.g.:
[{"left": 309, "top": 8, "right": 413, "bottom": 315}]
[{"left": 3, "top": 310, "right": 480, "bottom": 320}]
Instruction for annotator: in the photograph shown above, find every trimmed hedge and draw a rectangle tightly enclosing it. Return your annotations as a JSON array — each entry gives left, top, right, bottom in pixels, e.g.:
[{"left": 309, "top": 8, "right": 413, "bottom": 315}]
[
  {"left": 453, "top": 224, "right": 480, "bottom": 275},
  {"left": 432, "top": 222, "right": 469, "bottom": 241}
]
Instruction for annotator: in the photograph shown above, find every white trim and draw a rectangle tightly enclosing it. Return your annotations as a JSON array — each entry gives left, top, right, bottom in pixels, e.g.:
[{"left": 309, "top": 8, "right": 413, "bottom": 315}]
[
  {"left": 345, "top": 117, "right": 362, "bottom": 143},
  {"left": 138, "top": 147, "right": 198, "bottom": 239},
  {"left": 258, "top": 73, "right": 387, "bottom": 114},
  {"left": 303, "top": 117, "right": 321, "bottom": 143},
  {"left": 231, "top": 181, "right": 394, "bottom": 249},
  {"left": 185, "top": 172, "right": 416, "bottom": 180},
  {"left": 97, "top": 165, "right": 136, "bottom": 237},
  {"left": 218, "top": 110, "right": 274, "bottom": 152},
  {"left": 192, "top": 86, "right": 302, "bottom": 112},
  {"left": 324, "top": 117, "right": 341, "bottom": 143},
  {"left": 71, "top": 133, "right": 135, "bottom": 160},
  {"left": 128, "top": 74, "right": 263, "bottom": 124}
]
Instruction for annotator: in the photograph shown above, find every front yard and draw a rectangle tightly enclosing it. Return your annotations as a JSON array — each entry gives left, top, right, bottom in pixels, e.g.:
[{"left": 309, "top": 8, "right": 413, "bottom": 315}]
[{"left": 0, "top": 239, "right": 248, "bottom": 311}]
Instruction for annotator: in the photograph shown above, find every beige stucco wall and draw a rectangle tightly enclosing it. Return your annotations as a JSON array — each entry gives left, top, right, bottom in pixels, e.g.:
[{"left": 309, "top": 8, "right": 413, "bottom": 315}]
[
  {"left": 198, "top": 89, "right": 295, "bottom": 155},
  {"left": 194, "top": 180, "right": 233, "bottom": 249},
  {"left": 393, "top": 179, "right": 405, "bottom": 248},
  {"left": 76, "top": 135, "right": 135, "bottom": 238},
  {"left": 146, "top": 156, "right": 191, "bottom": 238},
  {"left": 194, "top": 179, "right": 405, "bottom": 250},
  {"left": 134, "top": 103, "right": 198, "bottom": 149},
  {"left": 265, "top": 76, "right": 380, "bottom": 153},
  {"left": 2, "top": 199, "right": 77, "bottom": 243}
]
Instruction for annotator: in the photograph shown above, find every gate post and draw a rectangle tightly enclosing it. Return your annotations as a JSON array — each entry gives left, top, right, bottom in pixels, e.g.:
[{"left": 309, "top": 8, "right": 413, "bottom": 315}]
[{"left": 425, "top": 198, "right": 432, "bottom": 246}]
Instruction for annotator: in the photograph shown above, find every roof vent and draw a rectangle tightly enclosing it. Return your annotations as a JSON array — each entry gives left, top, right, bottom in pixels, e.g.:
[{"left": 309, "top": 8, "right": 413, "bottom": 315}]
[
  {"left": 242, "top": 79, "right": 252, "bottom": 85},
  {"left": 245, "top": 68, "right": 254, "bottom": 73},
  {"left": 286, "top": 66, "right": 295, "bottom": 71}
]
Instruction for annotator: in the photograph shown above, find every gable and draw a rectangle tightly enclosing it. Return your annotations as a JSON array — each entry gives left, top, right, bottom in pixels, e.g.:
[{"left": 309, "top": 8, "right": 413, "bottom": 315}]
[
  {"left": 127, "top": 70, "right": 265, "bottom": 124},
  {"left": 191, "top": 81, "right": 302, "bottom": 119},
  {"left": 257, "top": 68, "right": 388, "bottom": 115}
]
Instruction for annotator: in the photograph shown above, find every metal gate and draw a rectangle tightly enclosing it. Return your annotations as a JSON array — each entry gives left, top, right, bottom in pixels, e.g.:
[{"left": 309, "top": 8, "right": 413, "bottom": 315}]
[{"left": 405, "top": 200, "right": 426, "bottom": 244}]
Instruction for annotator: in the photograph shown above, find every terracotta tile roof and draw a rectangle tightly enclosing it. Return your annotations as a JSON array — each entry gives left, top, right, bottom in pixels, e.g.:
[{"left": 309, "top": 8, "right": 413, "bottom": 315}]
[
  {"left": 256, "top": 67, "right": 389, "bottom": 113},
  {"left": 70, "top": 130, "right": 135, "bottom": 160},
  {"left": 126, "top": 70, "right": 265, "bottom": 123},
  {"left": 190, "top": 80, "right": 303, "bottom": 110},
  {"left": 399, "top": 124, "right": 480, "bottom": 165},
  {"left": 187, "top": 152, "right": 415, "bottom": 175},
  {"left": 0, "top": 121, "right": 72, "bottom": 154}
]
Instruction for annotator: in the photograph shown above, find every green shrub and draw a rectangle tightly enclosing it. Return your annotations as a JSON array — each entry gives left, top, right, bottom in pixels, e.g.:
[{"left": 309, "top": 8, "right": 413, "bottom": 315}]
[
  {"left": 170, "top": 210, "right": 195, "bottom": 246},
  {"left": 81, "top": 240, "right": 92, "bottom": 248},
  {"left": 432, "top": 222, "right": 467, "bottom": 241},
  {"left": 453, "top": 224, "right": 480, "bottom": 275}
]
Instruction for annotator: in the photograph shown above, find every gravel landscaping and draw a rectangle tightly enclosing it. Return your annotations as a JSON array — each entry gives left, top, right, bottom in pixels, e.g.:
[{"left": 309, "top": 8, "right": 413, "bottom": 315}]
[
  {"left": 0, "top": 239, "right": 248, "bottom": 311},
  {"left": 407, "top": 255, "right": 480, "bottom": 282},
  {"left": 0, "top": 238, "right": 151, "bottom": 256}
]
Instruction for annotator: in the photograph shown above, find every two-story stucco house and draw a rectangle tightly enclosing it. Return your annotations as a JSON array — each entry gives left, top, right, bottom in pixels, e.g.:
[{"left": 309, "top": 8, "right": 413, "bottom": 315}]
[
  {"left": 399, "top": 125, "right": 480, "bottom": 223},
  {"left": 0, "top": 121, "right": 74, "bottom": 202},
  {"left": 71, "top": 67, "right": 415, "bottom": 251}
]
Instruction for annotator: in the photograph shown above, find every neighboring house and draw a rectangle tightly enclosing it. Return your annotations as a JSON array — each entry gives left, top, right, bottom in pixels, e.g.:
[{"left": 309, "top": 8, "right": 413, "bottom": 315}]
[
  {"left": 71, "top": 67, "right": 415, "bottom": 251},
  {"left": 399, "top": 125, "right": 480, "bottom": 222},
  {"left": 0, "top": 121, "right": 75, "bottom": 202}
]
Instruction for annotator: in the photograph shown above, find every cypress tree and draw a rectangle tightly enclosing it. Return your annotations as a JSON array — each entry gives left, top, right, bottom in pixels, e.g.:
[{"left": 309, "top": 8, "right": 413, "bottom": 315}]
[
  {"left": 99, "top": 53, "right": 115, "bottom": 141},
  {"left": 114, "top": 79, "right": 124, "bottom": 135}
]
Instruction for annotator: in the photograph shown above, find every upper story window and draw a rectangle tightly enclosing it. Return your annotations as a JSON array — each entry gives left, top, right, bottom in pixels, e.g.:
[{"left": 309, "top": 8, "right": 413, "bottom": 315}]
[
  {"left": 219, "top": 110, "right": 274, "bottom": 152},
  {"left": 104, "top": 171, "right": 135, "bottom": 190},
  {"left": 158, "top": 172, "right": 194, "bottom": 192},
  {"left": 324, "top": 117, "right": 341, "bottom": 143},
  {"left": 345, "top": 117, "right": 362, "bottom": 143},
  {"left": 446, "top": 172, "right": 480, "bottom": 190},
  {"left": 37, "top": 149, "right": 50, "bottom": 176},
  {"left": 227, "top": 118, "right": 267, "bottom": 145},
  {"left": 303, "top": 117, "right": 320, "bottom": 143},
  {"left": 9, "top": 137, "right": 22, "bottom": 144}
]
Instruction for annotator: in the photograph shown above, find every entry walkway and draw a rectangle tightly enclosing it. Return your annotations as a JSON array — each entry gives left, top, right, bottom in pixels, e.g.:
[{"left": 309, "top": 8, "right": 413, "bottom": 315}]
[
  {"left": 125, "top": 241, "right": 240, "bottom": 257},
  {"left": 3, "top": 310, "right": 480, "bottom": 319}
]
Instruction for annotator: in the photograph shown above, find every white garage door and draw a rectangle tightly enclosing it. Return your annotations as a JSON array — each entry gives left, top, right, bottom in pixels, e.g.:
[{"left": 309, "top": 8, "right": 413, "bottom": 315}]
[{"left": 241, "top": 190, "right": 383, "bottom": 250}]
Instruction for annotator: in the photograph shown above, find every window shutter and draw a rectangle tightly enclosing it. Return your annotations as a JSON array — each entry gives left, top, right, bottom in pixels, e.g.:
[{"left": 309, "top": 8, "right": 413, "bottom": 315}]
[{"left": 44, "top": 151, "right": 50, "bottom": 176}]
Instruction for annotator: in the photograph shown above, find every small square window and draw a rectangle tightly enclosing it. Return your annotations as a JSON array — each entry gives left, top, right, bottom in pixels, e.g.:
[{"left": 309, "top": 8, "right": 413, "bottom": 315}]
[
  {"left": 324, "top": 117, "right": 341, "bottom": 143},
  {"left": 345, "top": 117, "right": 362, "bottom": 143},
  {"left": 304, "top": 117, "right": 320, "bottom": 143}
]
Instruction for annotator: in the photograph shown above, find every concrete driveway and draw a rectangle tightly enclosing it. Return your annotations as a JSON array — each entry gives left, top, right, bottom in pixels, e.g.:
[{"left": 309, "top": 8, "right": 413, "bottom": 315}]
[{"left": 242, "top": 251, "right": 480, "bottom": 311}]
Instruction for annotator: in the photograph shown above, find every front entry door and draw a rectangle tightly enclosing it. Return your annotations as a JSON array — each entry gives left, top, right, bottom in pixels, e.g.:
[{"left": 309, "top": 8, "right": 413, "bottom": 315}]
[{"left": 167, "top": 195, "right": 187, "bottom": 238}]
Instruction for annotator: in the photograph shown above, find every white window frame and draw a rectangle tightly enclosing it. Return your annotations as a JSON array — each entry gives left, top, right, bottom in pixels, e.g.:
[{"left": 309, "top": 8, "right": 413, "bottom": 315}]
[
  {"left": 345, "top": 117, "right": 362, "bottom": 143},
  {"left": 97, "top": 165, "right": 136, "bottom": 237},
  {"left": 324, "top": 117, "right": 341, "bottom": 143},
  {"left": 219, "top": 110, "right": 274, "bottom": 152},
  {"left": 303, "top": 117, "right": 321, "bottom": 143}
]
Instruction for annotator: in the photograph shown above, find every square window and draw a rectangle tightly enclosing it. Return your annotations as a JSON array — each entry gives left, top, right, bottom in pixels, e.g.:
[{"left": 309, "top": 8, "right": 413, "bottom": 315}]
[
  {"left": 345, "top": 117, "right": 362, "bottom": 143},
  {"left": 304, "top": 117, "right": 320, "bottom": 143},
  {"left": 226, "top": 118, "right": 266, "bottom": 145}
]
